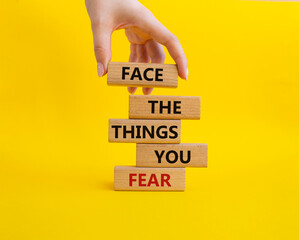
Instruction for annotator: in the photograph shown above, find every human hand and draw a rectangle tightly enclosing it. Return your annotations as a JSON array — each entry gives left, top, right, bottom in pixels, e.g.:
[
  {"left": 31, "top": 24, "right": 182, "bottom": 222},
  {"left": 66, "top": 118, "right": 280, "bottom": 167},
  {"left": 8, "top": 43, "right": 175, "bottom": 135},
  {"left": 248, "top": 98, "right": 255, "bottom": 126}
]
[{"left": 85, "top": 0, "right": 188, "bottom": 95}]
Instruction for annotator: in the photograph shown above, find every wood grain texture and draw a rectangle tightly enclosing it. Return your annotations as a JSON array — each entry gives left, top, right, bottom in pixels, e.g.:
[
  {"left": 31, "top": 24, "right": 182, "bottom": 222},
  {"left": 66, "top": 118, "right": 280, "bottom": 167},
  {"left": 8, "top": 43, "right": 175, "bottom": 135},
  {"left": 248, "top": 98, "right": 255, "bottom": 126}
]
[
  {"left": 114, "top": 166, "right": 185, "bottom": 191},
  {"left": 136, "top": 143, "right": 208, "bottom": 168},
  {"left": 109, "top": 119, "right": 181, "bottom": 143},
  {"left": 107, "top": 62, "right": 178, "bottom": 88},
  {"left": 129, "top": 95, "right": 201, "bottom": 119}
]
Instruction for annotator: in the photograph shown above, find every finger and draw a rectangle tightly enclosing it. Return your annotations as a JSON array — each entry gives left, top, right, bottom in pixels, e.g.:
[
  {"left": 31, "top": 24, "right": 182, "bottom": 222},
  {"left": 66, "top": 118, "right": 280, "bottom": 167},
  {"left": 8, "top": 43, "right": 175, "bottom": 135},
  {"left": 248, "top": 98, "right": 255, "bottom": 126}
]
[
  {"left": 136, "top": 44, "right": 150, "bottom": 63},
  {"left": 127, "top": 43, "right": 138, "bottom": 94},
  {"left": 129, "top": 43, "right": 138, "bottom": 62},
  {"left": 143, "top": 40, "right": 165, "bottom": 95},
  {"left": 136, "top": 45, "right": 154, "bottom": 95},
  {"left": 91, "top": 22, "right": 112, "bottom": 77},
  {"left": 145, "top": 39, "right": 165, "bottom": 64},
  {"left": 135, "top": 8, "right": 188, "bottom": 79}
]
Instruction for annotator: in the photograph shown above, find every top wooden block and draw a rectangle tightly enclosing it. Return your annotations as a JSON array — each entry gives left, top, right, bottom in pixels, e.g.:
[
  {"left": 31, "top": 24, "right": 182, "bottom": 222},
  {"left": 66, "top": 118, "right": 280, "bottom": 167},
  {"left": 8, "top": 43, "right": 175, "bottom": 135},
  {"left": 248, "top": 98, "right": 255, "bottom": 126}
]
[
  {"left": 129, "top": 95, "right": 201, "bottom": 119},
  {"left": 107, "top": 62, "right": 178, "bottom": 88}
]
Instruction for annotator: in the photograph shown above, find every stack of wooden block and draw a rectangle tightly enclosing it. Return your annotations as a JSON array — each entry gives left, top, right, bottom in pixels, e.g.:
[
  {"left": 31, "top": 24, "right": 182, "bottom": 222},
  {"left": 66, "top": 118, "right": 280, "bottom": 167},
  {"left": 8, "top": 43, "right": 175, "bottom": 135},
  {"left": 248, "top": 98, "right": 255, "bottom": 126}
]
[{"left": 107, "top": 62, "right": 208, "bottom": 191}]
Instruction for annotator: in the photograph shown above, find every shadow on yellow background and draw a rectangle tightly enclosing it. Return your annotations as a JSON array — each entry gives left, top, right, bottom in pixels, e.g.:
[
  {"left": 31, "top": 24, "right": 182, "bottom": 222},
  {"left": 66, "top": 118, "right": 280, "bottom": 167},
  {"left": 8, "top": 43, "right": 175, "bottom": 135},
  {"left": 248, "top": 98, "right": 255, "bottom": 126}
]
[{"left": 1, "top": 0, "right": 298, "bottom": 239}]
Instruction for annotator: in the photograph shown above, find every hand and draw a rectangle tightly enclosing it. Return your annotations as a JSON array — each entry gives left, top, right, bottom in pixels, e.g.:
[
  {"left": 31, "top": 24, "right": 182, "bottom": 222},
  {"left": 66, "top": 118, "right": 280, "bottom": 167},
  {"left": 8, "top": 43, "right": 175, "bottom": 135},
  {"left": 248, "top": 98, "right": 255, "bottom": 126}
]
[{"left": 85, "top": 0, "right": 188, "bottom": 95}]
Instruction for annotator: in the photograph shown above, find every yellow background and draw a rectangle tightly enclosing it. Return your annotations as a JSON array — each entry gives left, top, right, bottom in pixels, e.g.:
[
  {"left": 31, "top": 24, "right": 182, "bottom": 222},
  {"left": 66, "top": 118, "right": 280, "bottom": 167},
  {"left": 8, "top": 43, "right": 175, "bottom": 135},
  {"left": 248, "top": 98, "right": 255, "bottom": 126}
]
[{"left": 1, "top": 0, "right": 299, "bottom": 239}]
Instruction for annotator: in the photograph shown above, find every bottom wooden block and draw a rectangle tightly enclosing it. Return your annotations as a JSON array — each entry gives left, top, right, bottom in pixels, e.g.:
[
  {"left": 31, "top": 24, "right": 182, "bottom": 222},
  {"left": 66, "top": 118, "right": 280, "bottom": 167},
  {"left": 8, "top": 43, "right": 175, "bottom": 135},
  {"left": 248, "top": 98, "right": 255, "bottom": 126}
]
[{"left": 114, "top": 166, "right": 185, "bottom": 191}]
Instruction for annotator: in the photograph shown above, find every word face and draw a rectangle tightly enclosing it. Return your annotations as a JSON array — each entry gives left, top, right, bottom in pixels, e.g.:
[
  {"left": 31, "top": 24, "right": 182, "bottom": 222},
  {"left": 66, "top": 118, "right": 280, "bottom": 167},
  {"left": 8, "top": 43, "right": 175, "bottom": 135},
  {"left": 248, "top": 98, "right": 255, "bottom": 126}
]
[
  {"left": 122, "top": 67, "right": 163, "bottom": 81},
  {"left": 129, "top": 95, "right": 201, "bottom": 119},
  {"left": 114, "top": 166, "right": 185, "bottom": 191},
  {"left": 107, "top": 62, "right": 178, "bottom": 88},
  {"left": 136, "top": 143, "right": 208, "bottom": 168},
  {"left": 109, "top": 119, "right": 181, "bottom": 143}
]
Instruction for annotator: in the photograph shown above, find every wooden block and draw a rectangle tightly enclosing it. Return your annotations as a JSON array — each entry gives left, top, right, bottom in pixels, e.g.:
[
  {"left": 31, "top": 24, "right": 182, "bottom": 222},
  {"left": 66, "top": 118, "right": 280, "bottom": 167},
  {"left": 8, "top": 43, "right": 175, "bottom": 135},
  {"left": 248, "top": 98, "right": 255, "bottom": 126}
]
[
  {"left": 109, "top": 119, "right": 181, "bottom": 143},
  {"left": 136, "top": 143, "right": 208, "bottom": 168},
  {"left": 107, "top": 62, "right": 178, "bottom": 88},
  {"left": 129, "top": 95, "right": 200, "bottom": 119},
  {"left": 114, "top": 166, "right": 185, "bottom": 191}
]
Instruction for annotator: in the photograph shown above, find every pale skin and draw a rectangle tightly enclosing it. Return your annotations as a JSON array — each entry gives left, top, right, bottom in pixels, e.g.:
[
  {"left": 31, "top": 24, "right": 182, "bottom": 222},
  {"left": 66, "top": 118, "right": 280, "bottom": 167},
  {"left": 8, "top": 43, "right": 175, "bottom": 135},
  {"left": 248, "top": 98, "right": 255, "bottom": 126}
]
[{"left": 85, "top": 0, "right": 188, "bottom": 95}]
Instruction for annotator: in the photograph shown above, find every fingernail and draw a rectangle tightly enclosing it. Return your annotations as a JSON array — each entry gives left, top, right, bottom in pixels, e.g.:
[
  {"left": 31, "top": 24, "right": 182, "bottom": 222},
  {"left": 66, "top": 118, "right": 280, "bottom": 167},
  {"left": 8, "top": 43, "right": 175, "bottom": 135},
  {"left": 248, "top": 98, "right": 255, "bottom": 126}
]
[
  {"left": 97, "top": 62, "right": 104, "bottom": 77},
  {"left": 128, "top": 87, "right": 137, "bottom": 94},
  {"left": 143, "top": 88, "right": 153, "bottom": 95},
  {"left": 186, "top": 68, "right": 188, "bottom": 80}
]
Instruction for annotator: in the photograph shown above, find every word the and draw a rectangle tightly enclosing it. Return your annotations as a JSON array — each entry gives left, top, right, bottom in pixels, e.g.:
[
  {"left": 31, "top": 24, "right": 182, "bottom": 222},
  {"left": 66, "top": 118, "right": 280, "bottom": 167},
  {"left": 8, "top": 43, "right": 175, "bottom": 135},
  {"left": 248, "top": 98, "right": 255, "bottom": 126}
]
[
  {"left": 122, "top": 67, "right": 163, "bottom": 81},
  {"left": 148, "top": 100, "right": 181, "bottom": 114},
  {"left": 129, "top": 173, "right": 171, "bottom": 187}
]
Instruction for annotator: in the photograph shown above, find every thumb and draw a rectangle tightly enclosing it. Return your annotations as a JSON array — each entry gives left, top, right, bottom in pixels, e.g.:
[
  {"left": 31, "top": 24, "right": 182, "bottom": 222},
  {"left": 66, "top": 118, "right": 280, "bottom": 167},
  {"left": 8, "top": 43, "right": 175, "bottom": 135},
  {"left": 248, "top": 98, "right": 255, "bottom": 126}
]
[{"left": 91, "top": 23, "right": 112, "bottom": 77}]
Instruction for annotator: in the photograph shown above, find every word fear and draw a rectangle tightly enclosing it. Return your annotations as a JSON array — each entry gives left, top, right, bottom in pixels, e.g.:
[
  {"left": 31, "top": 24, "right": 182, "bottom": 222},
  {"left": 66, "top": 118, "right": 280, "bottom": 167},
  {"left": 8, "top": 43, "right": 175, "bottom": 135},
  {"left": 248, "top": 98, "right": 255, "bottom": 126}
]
[{"left": 129, "top": 173, "right": 171, "bottom": 187}]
